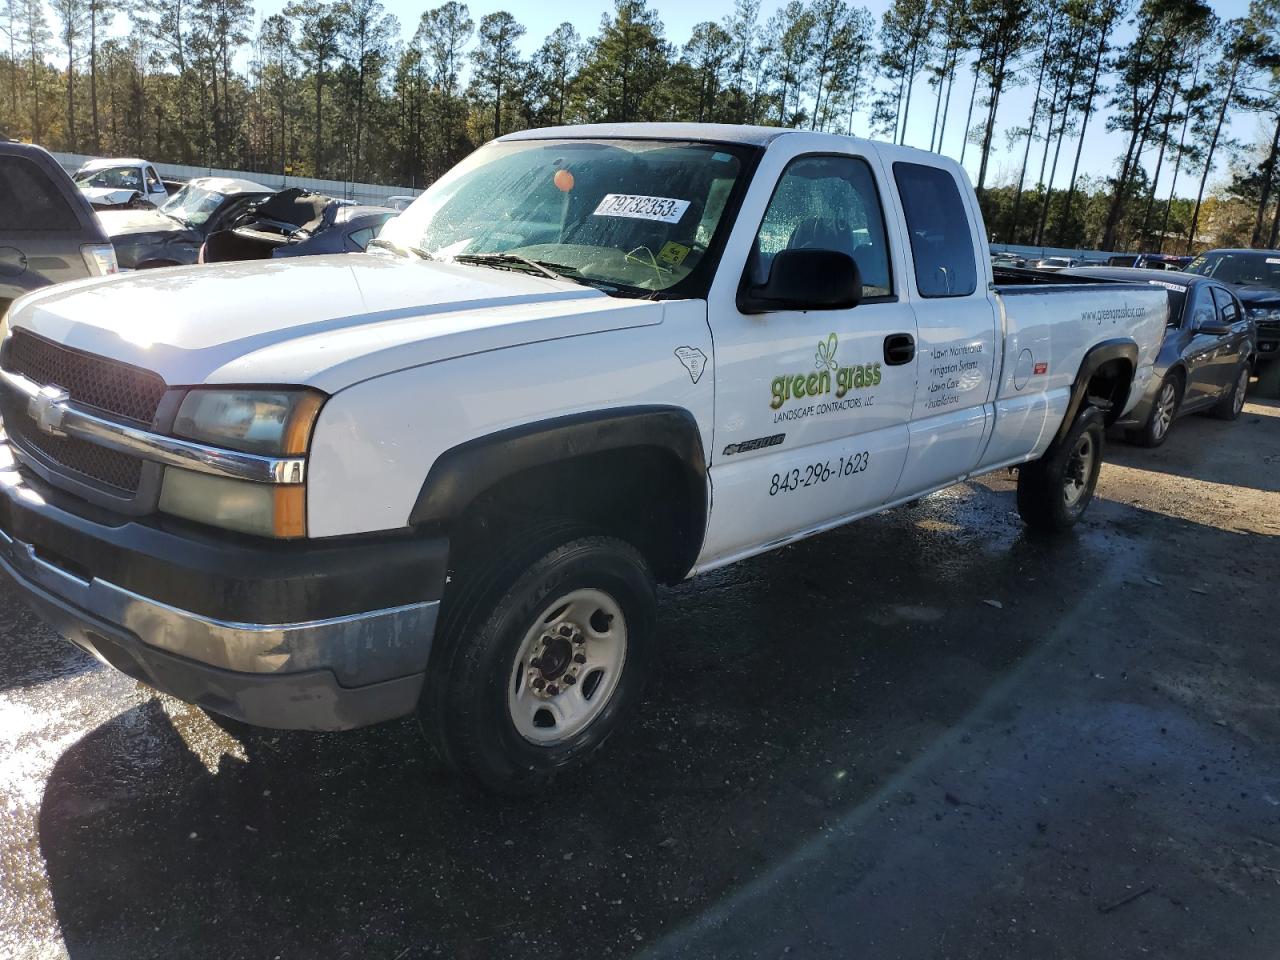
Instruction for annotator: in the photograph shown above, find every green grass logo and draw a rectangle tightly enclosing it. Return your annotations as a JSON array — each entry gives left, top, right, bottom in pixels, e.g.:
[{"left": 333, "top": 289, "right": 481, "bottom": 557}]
[{"left": 770, "top": 332, "right": 881, "bottom": 410}]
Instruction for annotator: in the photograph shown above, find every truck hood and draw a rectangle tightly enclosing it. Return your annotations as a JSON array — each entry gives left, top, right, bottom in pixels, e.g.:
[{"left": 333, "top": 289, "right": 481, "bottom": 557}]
[
  {"left": 1233, "top": 285, "right": 1280, "bottom": 312},
  {"left": 80, "top": 186, "right": 142, "bottom": 207},
  {"left": 7, "top": 255, "right": 662, "bottom": 393}
]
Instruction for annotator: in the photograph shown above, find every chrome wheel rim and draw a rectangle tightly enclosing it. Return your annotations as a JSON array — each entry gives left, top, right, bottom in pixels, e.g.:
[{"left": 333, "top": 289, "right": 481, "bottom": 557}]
[
  {"left": 507, "top": 588, "right": 627, "bottom": 745},
  {"left": 1233, "top": 369, "right": 1248, "bottom": 414},
  {"left": 1152, "top": 382, "right": 1176, "bottom": 439},
  {"left": 1063, "top": 432, "right": 1095, "bottom": 508}
]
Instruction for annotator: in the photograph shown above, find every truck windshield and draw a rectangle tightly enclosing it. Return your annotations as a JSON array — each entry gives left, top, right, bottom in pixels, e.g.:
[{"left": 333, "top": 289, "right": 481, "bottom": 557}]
[
  {"left": 159, "top": 184, "right": 227, "bottom": 226},
  {"left": 379, "top": 139, "right": 751, "bottom": 296},
  {"left": 1183, "top": 251, "right": 1280, "bottom": 289},
  {"left": 74, "top": 166, "right": 142, "bottom": 190}
]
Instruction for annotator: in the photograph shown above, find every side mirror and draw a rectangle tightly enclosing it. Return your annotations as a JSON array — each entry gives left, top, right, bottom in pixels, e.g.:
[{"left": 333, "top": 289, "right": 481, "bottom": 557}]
[
  {"left": 739, "top": 248, "right": 862, "bottom": 314},
  {"left": 1198, "top": 322, "right": 1232, "bottom": 336}
]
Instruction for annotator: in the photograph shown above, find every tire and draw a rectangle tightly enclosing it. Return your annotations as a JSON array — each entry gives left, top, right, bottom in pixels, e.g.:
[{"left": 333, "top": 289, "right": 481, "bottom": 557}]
[
  {"left": 1017, "top": 406, "right": 1106, "bottom": 534},
  {"left": 420, "top": 524, "right": 656, "bottom": 794},
  {"left": 1211, "top": 362, "right": 1250, "bottom": 420},
  {"left": 1126, "top": 373, "right": 1180, "bottom": 447}
]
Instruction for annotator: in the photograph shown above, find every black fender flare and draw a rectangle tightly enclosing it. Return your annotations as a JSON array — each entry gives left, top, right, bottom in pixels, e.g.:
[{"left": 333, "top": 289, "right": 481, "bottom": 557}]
[
  {"left": 408, "top": 405, "right": 709, "bottom": 565},
  {"left": 1052, "top": 338, "right": 1138, "bottom": 447}
]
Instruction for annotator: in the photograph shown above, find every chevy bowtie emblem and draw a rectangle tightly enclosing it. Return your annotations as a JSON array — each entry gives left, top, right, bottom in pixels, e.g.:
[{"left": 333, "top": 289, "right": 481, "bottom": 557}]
[{"left": 28, "top": 384, "right": 71, "bottom": 437}]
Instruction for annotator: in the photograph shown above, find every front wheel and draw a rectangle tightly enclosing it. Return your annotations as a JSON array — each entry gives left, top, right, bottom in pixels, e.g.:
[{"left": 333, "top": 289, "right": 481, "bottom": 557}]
[
  {"left": 421, "top": 527, "right": 656, "bottom": 794},
  {"left": 1017, "top": 406, "right": 1105, "bottom": 533}
]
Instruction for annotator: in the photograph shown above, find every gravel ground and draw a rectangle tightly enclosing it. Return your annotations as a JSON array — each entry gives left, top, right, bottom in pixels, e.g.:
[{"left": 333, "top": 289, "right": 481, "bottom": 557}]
[{"left": 1, "top": 391, "right": 1278, "bottom": 960}]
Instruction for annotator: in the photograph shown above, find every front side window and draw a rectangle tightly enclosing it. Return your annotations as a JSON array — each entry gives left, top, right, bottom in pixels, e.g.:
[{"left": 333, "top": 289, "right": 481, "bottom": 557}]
[
  {"left": 1188, "top": 286, "right": 1216, "bottom": 330},
  {"left": 1210, "top": 285, "right": 1240, "bottom": 321},
  {"left": 0, "top": 156, "right": 79, "bottom": 230},
  {"left": 893, "top": 162, "right": 978, "bottom": 298},
  {"left": 747, "top": 154, "right": 892, "bottom": 299},
  {"left": 379, "top": 139, "right": 752, "bottom": 296}
]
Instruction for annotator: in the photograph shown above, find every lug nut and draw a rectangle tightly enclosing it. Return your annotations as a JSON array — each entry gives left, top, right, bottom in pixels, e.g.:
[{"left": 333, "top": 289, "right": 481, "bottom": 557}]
[
  {"left": 573, "top": 653, "right": 586, "bottom": 664},
  {"left": 573, "top": 635, "right": 585, "bottom": 644},
  {"left": 559, "top": 625, "right": 573, "bottom": 637},
  {"left": 546, "top": 683, "right": 559, "bottom": 695},
  {"left": 529, "top": 657, "right": 542, "bottom": 668},
  {"left": 562, "top": 674, "right": 576, "bottom": 685},
  {"left": 532, "top": 677, "right": 545, "bottom": 690}
]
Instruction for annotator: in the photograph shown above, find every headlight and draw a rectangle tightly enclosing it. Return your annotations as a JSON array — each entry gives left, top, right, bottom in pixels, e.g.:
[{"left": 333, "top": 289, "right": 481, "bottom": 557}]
[
  {"left": 80, "top": 243, "right": 118, "bottom": 276},
  {"left": 1248, "top": 307, "right": 1280, "bottom": 323},
  {"left": 173, "top": 388, "right": 324, "bottom": 455},
  {"left": 161, "top": 388, "right": 324, "bottom": 538}
]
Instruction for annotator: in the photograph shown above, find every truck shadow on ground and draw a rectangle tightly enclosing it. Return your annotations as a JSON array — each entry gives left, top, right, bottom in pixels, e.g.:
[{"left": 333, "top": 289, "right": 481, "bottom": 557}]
[{"left": 32, "top": 478, "right": 1259, "bottom": 960}]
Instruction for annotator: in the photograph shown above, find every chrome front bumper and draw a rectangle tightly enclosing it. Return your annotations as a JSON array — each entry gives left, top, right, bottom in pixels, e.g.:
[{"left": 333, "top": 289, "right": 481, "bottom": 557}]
[
  {"left": 0, "top": 463, "right": 445, "bottom": 732},
  {"left": 0, "top": 523, "right": 439, "bottom": 730}
]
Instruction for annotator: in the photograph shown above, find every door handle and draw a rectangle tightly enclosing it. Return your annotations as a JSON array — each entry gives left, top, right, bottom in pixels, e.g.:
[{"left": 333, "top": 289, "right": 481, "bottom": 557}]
[{"left": 884, "top": 333, "right": 915, "bottom": 366}]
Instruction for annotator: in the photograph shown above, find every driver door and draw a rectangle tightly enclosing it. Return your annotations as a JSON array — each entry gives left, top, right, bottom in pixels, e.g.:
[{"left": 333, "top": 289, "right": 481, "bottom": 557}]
[{"left": 699, "top": 151, "right": 917, "bottom": 567}]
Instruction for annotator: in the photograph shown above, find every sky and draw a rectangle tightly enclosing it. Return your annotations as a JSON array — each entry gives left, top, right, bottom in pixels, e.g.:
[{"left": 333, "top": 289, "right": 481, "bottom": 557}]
[{"left": 87, "top": 0, "right": 1270, "bottom": 197}]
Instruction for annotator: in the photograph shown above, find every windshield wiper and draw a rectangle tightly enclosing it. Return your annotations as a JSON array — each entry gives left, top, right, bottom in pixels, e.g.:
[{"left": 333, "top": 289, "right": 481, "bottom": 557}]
[
  {"left": 367, "top": 237, "right": 434, "bottom": 260},
  {"left": 452, "top": 252, "right": 588, "bottom": 284}
]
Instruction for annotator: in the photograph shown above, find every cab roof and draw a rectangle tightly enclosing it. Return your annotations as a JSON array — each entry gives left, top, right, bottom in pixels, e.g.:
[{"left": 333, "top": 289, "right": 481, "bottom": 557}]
[
  {"left": 499, "top": 122, "right": 796, "bottom": 146},
  {"left": 77, "top": 157, "right": 150, "bottom": 171},
  {"left": 185, "top": 176, "right": 274, "bottom": 195}
]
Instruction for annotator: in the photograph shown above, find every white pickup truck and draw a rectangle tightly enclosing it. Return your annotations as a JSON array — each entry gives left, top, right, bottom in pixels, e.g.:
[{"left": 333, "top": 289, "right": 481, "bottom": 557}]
[{"left": 0, "top": 124, "right": 1166, "bottom": 792}]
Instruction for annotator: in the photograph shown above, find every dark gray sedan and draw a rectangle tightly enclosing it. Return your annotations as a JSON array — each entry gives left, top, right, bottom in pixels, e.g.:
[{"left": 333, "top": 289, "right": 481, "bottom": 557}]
[
  {"left": 1063, "top": 267, "right": 1257, "bottom": 446},
  {"left": 98, "top": 176, "right": 275, "bottom": 269}
]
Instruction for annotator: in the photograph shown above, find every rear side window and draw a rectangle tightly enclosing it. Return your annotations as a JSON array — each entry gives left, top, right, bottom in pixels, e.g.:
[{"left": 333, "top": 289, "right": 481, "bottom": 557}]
[
  {"left": 0, "top": 156, "right": 81, "bottom": 231},
  {"left": 893, "top": 162, "right": 978, "bottom": 298}
]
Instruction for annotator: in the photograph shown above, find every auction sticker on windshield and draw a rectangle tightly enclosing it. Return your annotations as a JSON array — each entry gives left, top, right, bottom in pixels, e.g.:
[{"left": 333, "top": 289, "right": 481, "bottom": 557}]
[{"left": 593, "top": 194, "right": 691, "bottom": 224}]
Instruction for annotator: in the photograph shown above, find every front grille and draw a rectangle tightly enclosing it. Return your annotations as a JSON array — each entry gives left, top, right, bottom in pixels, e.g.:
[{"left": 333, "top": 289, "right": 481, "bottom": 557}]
[
  {"left": 5, "top": 419, "right": 142, "bottom": 493},
  {"left": 5, "top": 329, "right": 166, "bottom": 424},
  {"left": 1, "top": 329, "right": 166, "bottom": 495}
]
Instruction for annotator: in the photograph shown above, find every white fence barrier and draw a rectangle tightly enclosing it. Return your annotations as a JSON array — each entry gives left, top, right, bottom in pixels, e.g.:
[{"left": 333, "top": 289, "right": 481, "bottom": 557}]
[{"left": 52, "top": 152, "right": 422, "bottom": 208}]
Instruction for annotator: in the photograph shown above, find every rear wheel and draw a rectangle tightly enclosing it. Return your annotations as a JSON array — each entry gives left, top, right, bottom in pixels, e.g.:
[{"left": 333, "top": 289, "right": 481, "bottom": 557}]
[
  {"left": 1017, "top": 406, "right": 1105, "bottom": 533},
  {"left": 1211, "top": 363, "right": 1249, "bottom": 420},
  {"left": 1127, "top": 374, "right": 1180, "bottom": 447},
  {"left": 420, "top": 525, "right": 656, "bottom": 794}
]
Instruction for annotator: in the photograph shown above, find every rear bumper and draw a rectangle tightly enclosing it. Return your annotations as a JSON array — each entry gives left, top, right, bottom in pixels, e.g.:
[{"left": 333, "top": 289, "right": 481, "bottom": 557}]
[{"left": 0, "top": 437, "right": 447, "bottom": 730}]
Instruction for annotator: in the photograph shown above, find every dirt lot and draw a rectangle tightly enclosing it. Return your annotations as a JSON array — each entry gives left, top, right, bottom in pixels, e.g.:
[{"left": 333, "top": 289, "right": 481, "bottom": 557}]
[{"left": 2, "top": 391, "right": 1278, "bottom": 960}]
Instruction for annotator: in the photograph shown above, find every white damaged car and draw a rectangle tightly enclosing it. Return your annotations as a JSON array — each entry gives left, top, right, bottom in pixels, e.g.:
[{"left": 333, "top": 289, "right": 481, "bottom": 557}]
[{"left": 73, "top": 158, "right": 171, "bottom": 210}]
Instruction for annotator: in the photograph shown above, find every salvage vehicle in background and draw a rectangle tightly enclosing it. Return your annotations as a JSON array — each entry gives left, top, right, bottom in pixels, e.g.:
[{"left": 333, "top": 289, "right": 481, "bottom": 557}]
[
  {"left": 1035, "top": 256, "right": 1083, "bottom": 271},
  {"left": 1182, "top": 249, "right": 1280, "bottom": 363},
  {"left": 0, "top": 141, "right": 116, "bottom": 319},
  {"left": 0, "top": 123, "right": 1168, "bottom": 793},
  {"left": 100, "top": 176, "right": 275, "bottom": 269},
  {"left": 1105, "top": 253, "right": 1189, "bottom": 271},
  {"left": 1063, "top": 267, "right": 1256, "bottom": 446},
  {"left": 200, "top": 189, "right": 395, "bottom": 262},
  {"left": 73, "top": 158, "right": 169, "bottom": 209}
]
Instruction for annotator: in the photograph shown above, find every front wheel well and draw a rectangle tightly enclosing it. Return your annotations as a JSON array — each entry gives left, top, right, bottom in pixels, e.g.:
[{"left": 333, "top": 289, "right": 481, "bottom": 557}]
[{"left": 444, "top": 446, "right": 705, "bottom": 586}]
